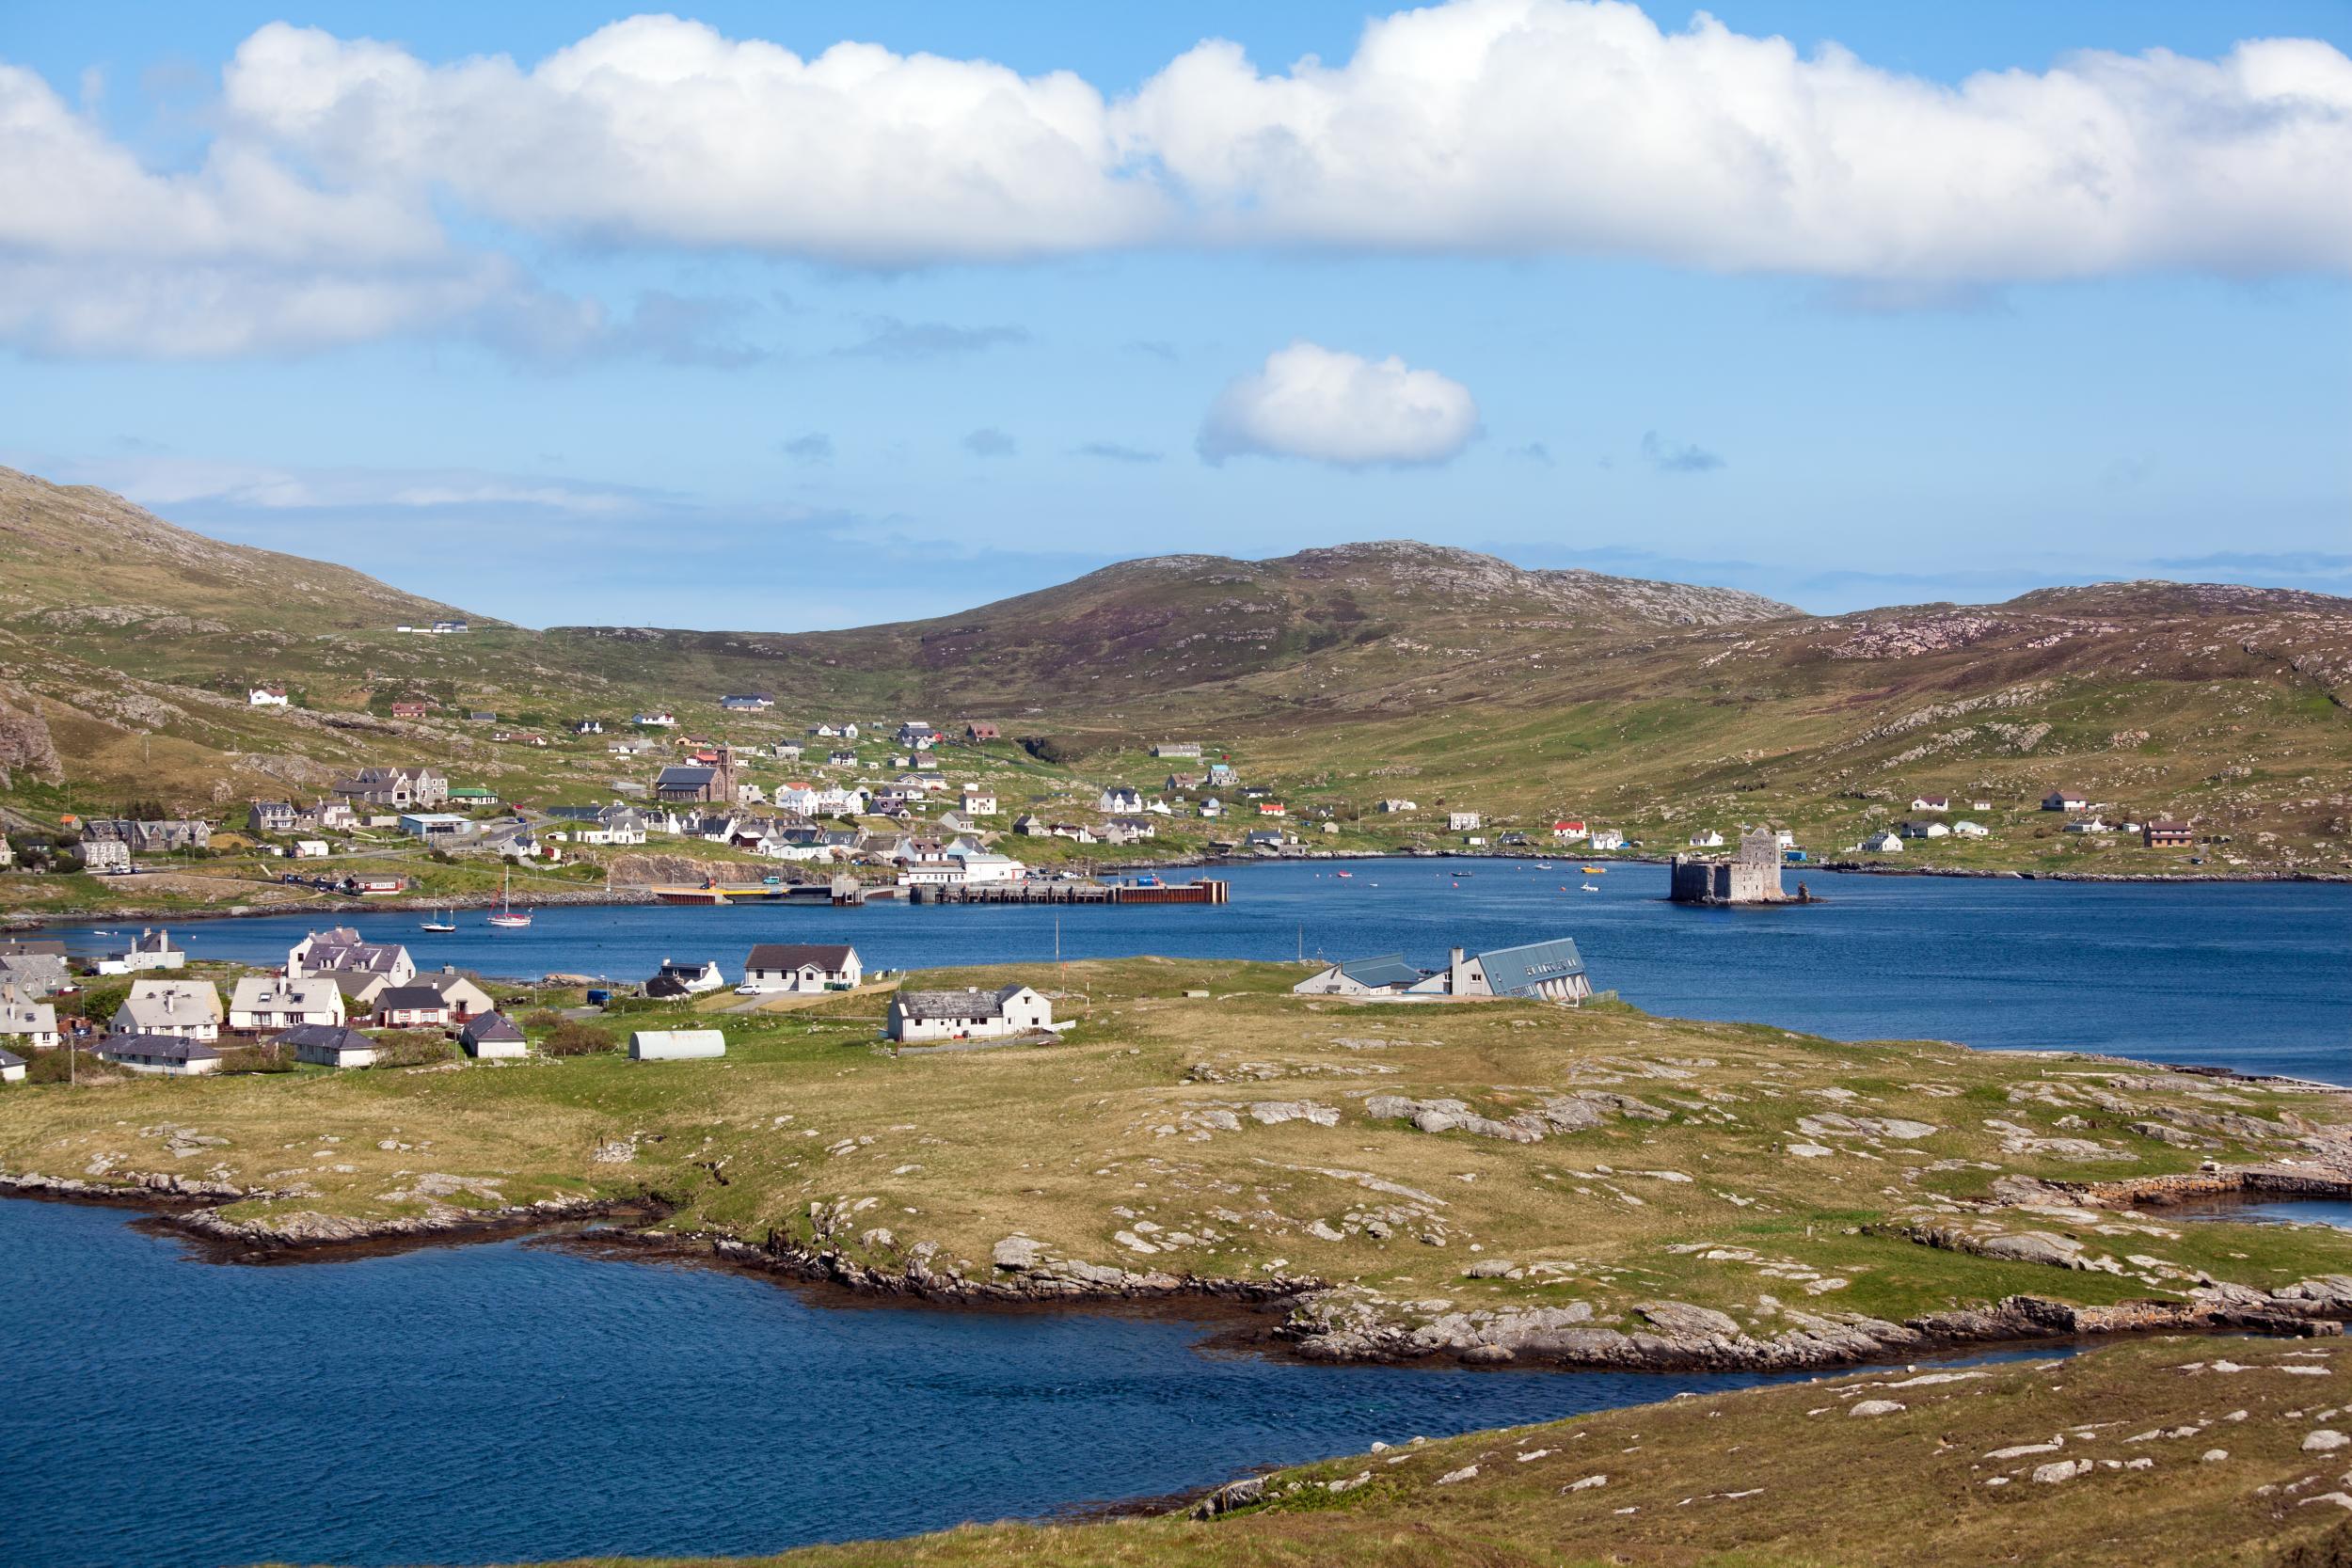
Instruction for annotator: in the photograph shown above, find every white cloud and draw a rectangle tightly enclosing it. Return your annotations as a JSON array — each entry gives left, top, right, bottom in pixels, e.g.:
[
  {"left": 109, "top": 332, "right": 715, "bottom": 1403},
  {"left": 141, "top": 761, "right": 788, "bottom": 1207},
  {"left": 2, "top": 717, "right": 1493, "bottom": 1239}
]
[
  {"left": 1122, "top": 2, "right": 2352, "bottom": 280},
  {"left": 1199, "top": 341, "right": 1479, "bottom": 467},
  {"left": 219, "top": 17, "right": 1163, "bottom": 264},
  {"left": 3, "top": 3, "right": 2349, "bottom": 357}
]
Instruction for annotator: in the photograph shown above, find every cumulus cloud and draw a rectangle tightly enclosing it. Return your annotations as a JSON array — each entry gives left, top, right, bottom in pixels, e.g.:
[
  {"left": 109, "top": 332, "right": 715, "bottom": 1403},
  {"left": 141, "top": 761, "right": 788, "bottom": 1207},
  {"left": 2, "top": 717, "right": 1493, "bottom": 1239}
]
[
  {"left": 4, "top": 3, "right": 2349, "bottom": 356},
  {"left": 962, "top": 427, "right": 1017, "bottom": 457},
  {"left": 219, "top": 17, "right": 1162, "bottom": 264},
  {"left": 1641, "top": 431, "right": 1725, "bottom": 473},
  {"left": 780, "top": 432, "right": 834, "bottom": 464},
  {"left": 1199, "top": 341, "right": 1479, "bottom": 467},
  {"left": 209, "top": 5, "right": 2352, "bottom": 282}
]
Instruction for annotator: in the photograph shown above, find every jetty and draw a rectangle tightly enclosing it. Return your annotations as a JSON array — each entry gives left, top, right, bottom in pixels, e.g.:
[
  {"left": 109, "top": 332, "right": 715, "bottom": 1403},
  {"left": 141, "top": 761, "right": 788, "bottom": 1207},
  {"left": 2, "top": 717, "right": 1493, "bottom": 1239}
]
[{"left": 649, "top": 877, "right": 1230, "bottom": 909}]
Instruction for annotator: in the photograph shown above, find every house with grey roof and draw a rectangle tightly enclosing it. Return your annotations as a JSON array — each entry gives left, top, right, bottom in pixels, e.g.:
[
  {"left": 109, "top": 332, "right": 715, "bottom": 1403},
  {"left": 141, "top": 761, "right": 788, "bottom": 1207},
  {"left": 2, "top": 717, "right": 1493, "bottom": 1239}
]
[
  {"left": 1417, "top": 939, "right": 1593, "bottom": 1003},
  {"left": 0, "top": 947, "right": 69, "bottom": 997},
  {"left": 288, "top": 929, "right": 417, "bottom": 986},
  {"left": 461, "top": 1012, "right": 528, "bottom": 1059},
  {"left": 334, "top": 766, "right": 449, "bottom": 809},
  {"left": 83, "top": 818, "right": 212, "bottom": 853},
  {"left": 94, "top": 927, "right": 185, "bottom": 975},
  {"left": 229, "top": 976, "right": 345, "bottom": 1034},
  {"left": 1295, "top": 940, "right": 1593, "bottom": 1004},
  {"left": 373, "top": 986, "right": 453, "bottom": 1028},
  {"left": 0, "top": 1047, "right": 24, "bottom": 1084},
  {"left": 0, "top": 984, "right": 59, "bottom": 1051},
  {"left": 1292, "top": 954, "right": 1428, "bottom": 996},
  {"left": 97, "top": 1033, "right": 222, "bottom": 1076},
  {"left": 280, "top": 1023, "right": 379, "bottom": 1069},
  {"left": 111, "top": 979, "right": 224, "bottom": 1041},
  {"left": 742, "top": 943, "right": 863, "bottom": 993},
  {"left": 885, "top": 984, "right": 1054, "bottom": 1044}
]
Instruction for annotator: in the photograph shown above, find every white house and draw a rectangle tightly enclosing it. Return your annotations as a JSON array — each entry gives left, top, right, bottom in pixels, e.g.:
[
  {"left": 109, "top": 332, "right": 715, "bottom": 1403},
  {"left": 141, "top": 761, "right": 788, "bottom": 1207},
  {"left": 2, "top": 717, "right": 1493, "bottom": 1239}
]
[
  {"left": 740, "top": 943, "right": 863, "bottom": 992},
  {"left": 292, "top": 839, "right": 331, "bottom": 859},
  {"left": 1687, "top": 830, "right": 1724, "bottom": 848},
  {"left": 281, "top": 1023, "right": 379, "bottom": 1069},
  {"left": 1861, "top": 831, "right": 1905, "bottom": 852},
  {"left": 1910, "top": 795, "right": 1951, "bottom": 813},
  {"left": 1097, "top": 786, "right": 1145, "bottom": 814},
  {"left": 97, "top": 1034, "right": 221, "bottom": 1076},
  {"left": 289, "top": 929, "right": 417, "bottom": 986},
  {"left": 634, "top": 711, "right": 678, "bottom": 728},
  {"left": 93, "top": 928, "right": 185, "bottom": 975},
  {"left": 2043, "top": 788, "right": 2090, "bottom": 812},
  {"left": 248, "top": 685, "right": 290, "bottom": 707},
  {"left": 954, "top": 848, "right": 1026, "bottom": 884},
  {"left": 1898, "top": 819, "right": 1949, "bottom": 839},
  {"left": 1952, "top": 819, "right": 1991, "bottom": 838},
  {"left": 959, "top": 787, "right": 998, "bottom": 816},
  {"left": 1378, "top": 799, "right": 1419, "bottom": 815},
  {"left": 1550, "top": 819, "right": 1587, "bottom": 841},
  {"left": 1198, "top": 799, "right": 1224, "bottom": 819},
  {"left": 1588, "top": 829, "right": 1626, "bottom": 851},
  {"left": 2065, "top": 817, "right": 2117, "bottom": 834},
  {"left": 1448, "top": 811, "right": 1482, "bottom": 832},
  {"left": 0, "top": 1049, "right": 23, "bottom": 1084},
  {"left": 630, "top": 1029, "right": 727, "bottom": 1060},
  {"left": 886, "top": 984, "right": 1055, "bottom": 1044},
  {"left": 649, "top": 958, "right": 728, "bottom": 996},
  {"left": 0, "top": 984, "right": 59, "bottom": 1051},
  {"left": 229, "top": 976, "right": 346, "bottom": 1034},
  {"left": 461, "top": 1012, "right": 529, "bottom": 1058},
  {"left": 112, "top": 979, "right": 223, "bottom": 1041}
]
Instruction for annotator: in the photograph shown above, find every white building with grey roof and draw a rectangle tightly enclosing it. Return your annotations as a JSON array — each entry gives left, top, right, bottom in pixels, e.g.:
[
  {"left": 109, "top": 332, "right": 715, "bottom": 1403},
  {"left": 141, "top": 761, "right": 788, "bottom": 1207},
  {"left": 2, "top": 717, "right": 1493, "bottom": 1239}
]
[
  {"left": 111, "top": 979, "right": 224, "bottom": 1041},
  {"left": 885, "top": 985, "right": 1054, "bottom": 1044},
  {"left": 0, "top": 984, "right": 59, "bottom": 1051}
]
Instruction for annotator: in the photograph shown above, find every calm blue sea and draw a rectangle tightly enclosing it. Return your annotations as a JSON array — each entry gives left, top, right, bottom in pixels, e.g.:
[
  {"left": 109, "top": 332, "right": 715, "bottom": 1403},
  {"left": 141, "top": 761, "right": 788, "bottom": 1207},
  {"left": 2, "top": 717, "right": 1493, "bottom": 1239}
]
[
  {"left": 0, "top": 1197, "right": 1824, "bottom": 1568},
  {"left": 8, "top": 863, "right": 2342, "bottom": 1565},
  {"left": 42, "top": 860, "right": 2352, "bottom": 1079}
]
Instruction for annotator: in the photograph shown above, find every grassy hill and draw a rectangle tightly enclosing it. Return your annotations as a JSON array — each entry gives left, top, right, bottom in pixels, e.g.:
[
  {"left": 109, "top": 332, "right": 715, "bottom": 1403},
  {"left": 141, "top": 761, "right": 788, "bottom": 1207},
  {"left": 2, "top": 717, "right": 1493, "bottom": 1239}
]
[{"left": 0, "top": 464, "right": 2346, "bottom": 895}]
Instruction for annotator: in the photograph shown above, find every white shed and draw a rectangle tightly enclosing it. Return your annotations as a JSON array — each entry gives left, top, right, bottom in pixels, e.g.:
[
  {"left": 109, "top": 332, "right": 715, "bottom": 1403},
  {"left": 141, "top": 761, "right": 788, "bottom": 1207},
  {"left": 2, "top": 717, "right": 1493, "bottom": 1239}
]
[{"left": 629, "top": 1029, "right": 726, "bottom": 1060}]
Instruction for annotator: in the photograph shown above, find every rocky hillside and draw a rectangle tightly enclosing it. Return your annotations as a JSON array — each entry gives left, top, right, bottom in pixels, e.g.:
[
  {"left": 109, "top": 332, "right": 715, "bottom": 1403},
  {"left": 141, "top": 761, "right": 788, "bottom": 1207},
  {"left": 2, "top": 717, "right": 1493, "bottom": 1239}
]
[
  {"left": 0, "top": 466, "right": 2343, "bottom": 874},
  {"left": 545, "top": 541, "right": 1798, "bottom": 708},
  {"left": 0, "top": 466, "right": 478, "bottom": 631}
]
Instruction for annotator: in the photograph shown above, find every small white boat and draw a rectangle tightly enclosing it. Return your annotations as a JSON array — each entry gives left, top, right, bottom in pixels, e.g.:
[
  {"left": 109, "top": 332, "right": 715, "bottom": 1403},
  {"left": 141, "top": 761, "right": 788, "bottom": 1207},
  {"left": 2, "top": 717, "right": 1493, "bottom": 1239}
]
[
  {"left": 1581, "top": 882, "right": 1600, "bottom": 892},
  {"left": 421, "top": 910, "right": 456, "bottom": 933}
]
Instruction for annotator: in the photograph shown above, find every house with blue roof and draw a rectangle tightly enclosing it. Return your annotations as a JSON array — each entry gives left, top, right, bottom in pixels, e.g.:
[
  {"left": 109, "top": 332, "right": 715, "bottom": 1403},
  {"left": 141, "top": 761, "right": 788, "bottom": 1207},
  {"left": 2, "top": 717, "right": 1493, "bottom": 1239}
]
[
  {"left": 1292, "top": 939, "right": 1592, "bottom": 1003},
  {"left": 1292, "top": 953, "right": 1429, "bottom": 996}
]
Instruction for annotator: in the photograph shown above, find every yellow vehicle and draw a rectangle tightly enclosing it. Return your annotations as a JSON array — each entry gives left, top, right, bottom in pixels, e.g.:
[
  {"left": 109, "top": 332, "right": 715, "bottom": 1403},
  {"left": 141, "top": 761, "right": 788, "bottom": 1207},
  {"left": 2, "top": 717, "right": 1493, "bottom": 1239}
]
[{"left": 1581, "top": 865, "right": 1606, "bottom": 875}]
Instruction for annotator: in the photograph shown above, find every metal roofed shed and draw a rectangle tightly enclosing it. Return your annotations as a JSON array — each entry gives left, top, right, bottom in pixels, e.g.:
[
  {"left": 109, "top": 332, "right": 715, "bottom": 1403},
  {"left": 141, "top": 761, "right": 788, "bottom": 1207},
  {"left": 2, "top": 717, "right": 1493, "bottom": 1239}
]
[
  {"left": 1291, "top": 953, "right": 1428, "bottom": 996},
  {"left": 1456, "top": 938, "right": 1592, "bottom": 1002},
  {"left": 629, "top": 1029, "right": 727, "bottom": 1060}
]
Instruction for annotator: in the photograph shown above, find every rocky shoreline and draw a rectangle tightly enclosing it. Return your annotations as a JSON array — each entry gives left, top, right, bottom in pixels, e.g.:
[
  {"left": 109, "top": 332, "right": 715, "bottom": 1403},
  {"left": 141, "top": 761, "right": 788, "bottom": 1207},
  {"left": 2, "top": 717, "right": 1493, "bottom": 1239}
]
[
  {"left": 17, "top": 1159, "right": 2352, "bottom": 1376},
  {"left": 0, "top": 1169, "right": 644, "bottom": 1253}
]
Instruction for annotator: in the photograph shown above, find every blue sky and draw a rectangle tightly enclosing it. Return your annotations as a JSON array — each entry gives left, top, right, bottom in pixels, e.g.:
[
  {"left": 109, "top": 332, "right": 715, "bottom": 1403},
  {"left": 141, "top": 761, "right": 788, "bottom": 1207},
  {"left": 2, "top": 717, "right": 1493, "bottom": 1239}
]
[{"left": 1, "top": 1, "right": 2346, "bottom": 628}]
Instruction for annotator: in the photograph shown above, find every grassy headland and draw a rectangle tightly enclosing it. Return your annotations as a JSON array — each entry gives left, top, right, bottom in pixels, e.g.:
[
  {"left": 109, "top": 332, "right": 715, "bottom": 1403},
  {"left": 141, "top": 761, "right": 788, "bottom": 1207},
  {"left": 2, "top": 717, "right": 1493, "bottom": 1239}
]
[{"left": 8, "top": 960, "right": 2352, "bottom": 1372}]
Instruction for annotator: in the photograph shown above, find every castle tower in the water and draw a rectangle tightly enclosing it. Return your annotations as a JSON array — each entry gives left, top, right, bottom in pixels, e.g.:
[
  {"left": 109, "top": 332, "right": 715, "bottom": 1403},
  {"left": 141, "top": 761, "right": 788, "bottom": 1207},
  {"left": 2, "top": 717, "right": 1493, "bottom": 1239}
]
[{"left": 1670, "top": 826, "right": 1788, "bottom": 905}]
